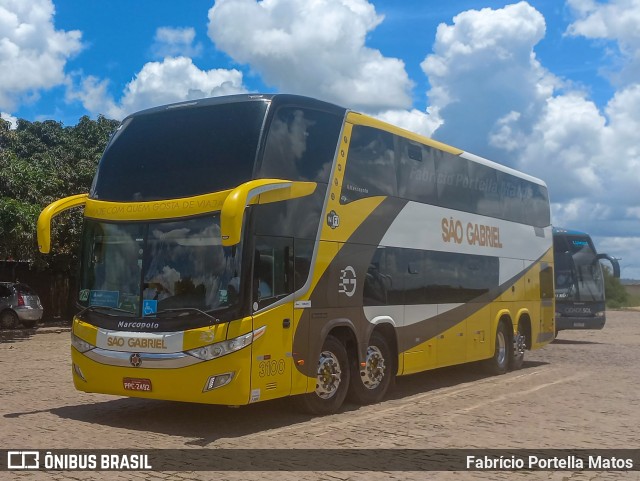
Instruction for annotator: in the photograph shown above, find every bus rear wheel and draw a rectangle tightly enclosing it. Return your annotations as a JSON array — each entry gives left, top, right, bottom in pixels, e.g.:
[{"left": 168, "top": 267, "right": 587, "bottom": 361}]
[
  {"left": 484, "top": 321, "right": 509, "bottom": 375},
  {"left": 511, "top": 329, "right": 526, "bottom": 370},
  {"left": 347, "top": 331, "right": 395, "bottom": 405},
  {"left": 295, "top": 335, "right": 350, "bottom": 415}
]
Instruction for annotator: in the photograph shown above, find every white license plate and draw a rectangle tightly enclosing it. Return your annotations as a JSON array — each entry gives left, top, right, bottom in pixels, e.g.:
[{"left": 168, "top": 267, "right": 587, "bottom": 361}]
[
  {"left": 573, "top": 322, "right": 585, "bottom": 327},
  {"left": 123, "top": 378, "right": 152, "bottom": 392}
]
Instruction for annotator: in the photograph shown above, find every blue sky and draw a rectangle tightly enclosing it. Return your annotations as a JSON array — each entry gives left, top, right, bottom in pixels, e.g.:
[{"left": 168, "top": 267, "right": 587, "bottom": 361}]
[{"left": 1, "top": 0, "right": 640, "bottom": 278}]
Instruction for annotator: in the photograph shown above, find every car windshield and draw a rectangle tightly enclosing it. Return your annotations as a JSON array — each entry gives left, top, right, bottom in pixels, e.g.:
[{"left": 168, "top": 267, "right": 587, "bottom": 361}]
[{"left": 79, "top": 215, "right": 242, "bottom": 317}]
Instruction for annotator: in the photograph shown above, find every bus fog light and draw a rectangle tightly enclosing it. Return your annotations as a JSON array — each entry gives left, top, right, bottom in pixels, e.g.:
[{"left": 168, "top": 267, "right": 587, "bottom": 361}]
[
  {"left": 595, "top": 311, "right": 604, "bottom": 317},
  {"left": 73, "top": 363, "right": 87, "bottom": 382},
  {"left": 203, "top": 372, "right": 234, "bottom": 392}
]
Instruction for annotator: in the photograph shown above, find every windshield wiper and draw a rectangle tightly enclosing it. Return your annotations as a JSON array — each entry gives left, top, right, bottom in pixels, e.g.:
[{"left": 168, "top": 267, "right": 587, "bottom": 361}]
[
  {"left": 150, "top": 308, "right": 220, "bottom": 323},
  {"left": 78, "top": 305, "right": 137, "bottom": 317}
]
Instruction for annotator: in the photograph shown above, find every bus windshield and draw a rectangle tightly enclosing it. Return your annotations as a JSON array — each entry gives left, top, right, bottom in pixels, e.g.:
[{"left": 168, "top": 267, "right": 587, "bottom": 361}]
[
  {"left": 554, "top": 235, "right": 604, "bottom": 303},
  {"left": 79, "top": 215, "right": 242, "bottom": 317},
  {"left": 91, "top": 100, "right": 268, "bottom": 201}
]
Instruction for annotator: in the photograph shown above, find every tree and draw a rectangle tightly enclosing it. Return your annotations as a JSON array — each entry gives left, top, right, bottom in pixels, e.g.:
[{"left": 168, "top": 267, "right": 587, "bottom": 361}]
[
  {"left": 603, "top": 266, "right": 628, "bottom": 308},
  {"left": 0, "top": 115, "right": 119, "bottom": 274}
]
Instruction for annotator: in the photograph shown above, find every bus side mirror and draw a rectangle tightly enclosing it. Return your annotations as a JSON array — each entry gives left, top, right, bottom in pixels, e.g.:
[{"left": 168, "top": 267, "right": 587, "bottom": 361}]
[
  {"left": 596, "top": 253, "right": 620, "bottom": 278},
  {"left": 37, "top": 194, "right": 89, "bottom": 253},
  {"left": 220, "top": 179, "right": 316, "bottom": 246}
]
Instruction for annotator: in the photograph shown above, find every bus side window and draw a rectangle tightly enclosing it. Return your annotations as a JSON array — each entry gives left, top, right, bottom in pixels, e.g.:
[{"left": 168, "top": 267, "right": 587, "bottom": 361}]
[
  {"left": 341, "top": 125, "right": 397, "bottom": 203},
  {"left": 540, "top": 264, "right": 554, "bottom": 299},
  {"left": 294, "top": 238, "right": 314, "bottom": 292},
  {"left": 254, "top": 236, "right": 294, "bottom": 308},
  {"left": 259, "top": 107, "right": 343, "bottom": 183},
  {"left": 396, "top": 138, "right": 437, "bottom": 204}
]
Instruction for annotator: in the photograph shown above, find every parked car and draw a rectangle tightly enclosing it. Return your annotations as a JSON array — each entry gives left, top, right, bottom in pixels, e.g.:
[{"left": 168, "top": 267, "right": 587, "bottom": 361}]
[{"left": 0, "top": 282, "right": 43, "bottom": 329}]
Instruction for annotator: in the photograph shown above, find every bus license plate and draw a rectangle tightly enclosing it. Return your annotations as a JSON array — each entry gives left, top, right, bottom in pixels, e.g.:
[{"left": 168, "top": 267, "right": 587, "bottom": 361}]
[
  {"left": 123, "top": 378, "right": 152, "bottom": 392},
  {"left": 574, "top": 322, "right": 585, "bottom": 327}
]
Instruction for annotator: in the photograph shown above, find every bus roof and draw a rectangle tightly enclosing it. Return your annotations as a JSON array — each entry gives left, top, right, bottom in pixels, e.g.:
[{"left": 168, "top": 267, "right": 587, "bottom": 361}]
[
  {"left": 553, "top": 227, "right": 591, "bottom": 237},
  {"left": 123, "top": 93, "right": 547, "bottom": 189},
  {"left": 124, "top": 93, "right": 346, "bottom": 120}
]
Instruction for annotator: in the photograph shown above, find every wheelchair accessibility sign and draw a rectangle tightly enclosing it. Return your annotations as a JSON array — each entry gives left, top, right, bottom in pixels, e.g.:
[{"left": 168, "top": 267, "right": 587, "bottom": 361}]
[{"left": 142, "top": 300, "right": 158, "bottom": 316}]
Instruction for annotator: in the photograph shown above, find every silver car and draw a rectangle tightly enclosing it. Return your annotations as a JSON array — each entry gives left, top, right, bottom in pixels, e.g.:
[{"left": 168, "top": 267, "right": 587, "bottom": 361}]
[{"left": 0, "top": 282, "right": 43, "bottom": 329}]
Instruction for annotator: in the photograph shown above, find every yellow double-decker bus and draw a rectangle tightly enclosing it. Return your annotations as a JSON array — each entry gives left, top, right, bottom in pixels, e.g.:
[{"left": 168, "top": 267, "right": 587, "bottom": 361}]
[{"left": 38, "top": 94, "right": 555, "bottom": 414}]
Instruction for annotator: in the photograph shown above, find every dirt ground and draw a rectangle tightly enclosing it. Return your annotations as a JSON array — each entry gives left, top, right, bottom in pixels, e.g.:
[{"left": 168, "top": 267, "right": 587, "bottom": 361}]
[{"left": 1, "top": 310, "right": 639, "bottom": 480}]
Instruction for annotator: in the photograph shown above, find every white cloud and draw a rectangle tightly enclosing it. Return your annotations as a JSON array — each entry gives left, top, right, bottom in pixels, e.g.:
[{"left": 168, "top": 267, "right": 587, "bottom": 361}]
[
  {"left": 207, "top": 0, "right": 413, "bottom": 112},
  {"left": 566, "top": 0, "right": 640, "bottom": 86},
  {"left": 511, "top": 93, "right": 607, "bottom": 201},
  {"left": 0, "top": 0, "right": 82, "bottom": 111},
  {"left": 595, "top": 236, "right": 640, "bottom": 279},
  {"left": 67, "top": 56, "right": 247, "bottom": 119},
  {"left": 421, "top": 1, "right": 558, "bottom": 159},
  {"left": 0, "top": 111, "right": 17, "bottom": 128},
  {"left": 151, "top": 26, "right": 202, "bottom": 59},
  {"left": 413, "top": 1, "right": 640, "bottom": 276},
  {"left": 374, "top": 108, "right": 442, "bottom": 138}
]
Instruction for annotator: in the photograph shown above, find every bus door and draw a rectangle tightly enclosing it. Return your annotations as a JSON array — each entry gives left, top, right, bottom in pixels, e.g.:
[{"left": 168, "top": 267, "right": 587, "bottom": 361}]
[{"left": 249, "top": 236, "right": 295, "bottom": 403}]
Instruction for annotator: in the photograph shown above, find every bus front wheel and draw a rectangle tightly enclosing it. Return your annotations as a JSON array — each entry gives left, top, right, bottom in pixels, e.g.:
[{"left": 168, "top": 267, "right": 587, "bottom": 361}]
[
  {"left": 295, "top": 335, "right": 350, "bottom": 415},
  {"left": 347, "top": 331, "right": 395, "bottom": 405}
]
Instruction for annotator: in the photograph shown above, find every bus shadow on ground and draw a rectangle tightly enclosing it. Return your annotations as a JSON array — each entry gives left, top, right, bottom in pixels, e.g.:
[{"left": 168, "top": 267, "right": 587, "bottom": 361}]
[
  {"left": 552, "top": 338, "right": 603, "bottom": 345},
  {"left": 47, "top": 396, "right": 319, "bottom": 447},
  {"left": 390, "top": 360, "right": 548, "bottom": 400},
  {"left": 34, "top": 361, "right": 547, "bottom": 447}
]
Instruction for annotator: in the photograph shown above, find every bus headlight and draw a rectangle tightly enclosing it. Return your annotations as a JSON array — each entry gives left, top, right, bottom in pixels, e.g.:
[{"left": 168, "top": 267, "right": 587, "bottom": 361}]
[
  {"left": 187, "top": 325, "right": 266, "bottom": 361},
  {"left": 71, "top": 333, "right": 95, "bottom": 353}
]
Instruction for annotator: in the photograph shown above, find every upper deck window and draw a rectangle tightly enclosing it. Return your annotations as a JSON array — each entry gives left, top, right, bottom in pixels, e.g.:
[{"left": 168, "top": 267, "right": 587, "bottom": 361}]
[
  {"left": 92, "top": 101, "right": 268, "bottom": 201},
  {"left": 258, "top": 106, "right": 343, "bottom": 184},
  {"left": 341, "top": 124, "right": 550, "bottom": 227}
]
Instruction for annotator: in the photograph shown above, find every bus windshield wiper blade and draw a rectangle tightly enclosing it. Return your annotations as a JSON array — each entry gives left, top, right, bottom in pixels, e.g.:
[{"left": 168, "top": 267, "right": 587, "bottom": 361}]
[
  {"left": 79, "top": 305, "right": 136, "bottom": 317},
  {"left": 151, "top": 308, "right": 220, "bottom": 322}
]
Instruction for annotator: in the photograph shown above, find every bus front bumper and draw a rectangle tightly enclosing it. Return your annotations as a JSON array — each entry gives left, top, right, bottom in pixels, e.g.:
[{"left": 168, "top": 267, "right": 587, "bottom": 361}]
[
  {"left": 71, "top": 346, "right": 252, "bottom": 405},
  {"left": 555, "top": 315, "right": 605, "bottom": 331}
]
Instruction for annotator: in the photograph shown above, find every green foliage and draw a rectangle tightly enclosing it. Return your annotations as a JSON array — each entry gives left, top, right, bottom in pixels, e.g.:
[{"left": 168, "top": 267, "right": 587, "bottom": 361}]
[
  {"left": 603, "top": 267, "right": 629, "bottom": 308},
  {"left": 0, "top": 115, "right": 120, "bottom": 273}
]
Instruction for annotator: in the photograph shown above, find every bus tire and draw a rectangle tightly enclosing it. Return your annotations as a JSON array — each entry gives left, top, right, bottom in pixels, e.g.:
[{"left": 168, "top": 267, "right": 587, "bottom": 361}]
[
  {"left": 511, "top": 328, "right": 525, "bottom": 370},
  {"left": 347, "top": 331, "right": 395, "bottom": 405},
  {"left": 484, "top": 321, "right": 509, "bottom": 375},
  {"left": 294, "top": 335, "right": 350, "bottom": 415}
]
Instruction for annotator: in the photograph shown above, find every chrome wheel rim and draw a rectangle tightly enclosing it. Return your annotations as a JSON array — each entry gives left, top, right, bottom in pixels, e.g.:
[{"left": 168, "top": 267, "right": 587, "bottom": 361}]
[
  {"left": 361, "top": 346, "right": 385, "bottom": 390},
  {"left": 315, "top": 351, "right": 342, "bottom": 399},
  {"left": 514, "top": 331, "right": 525, "bottom": 358},
  {"left": 496, "top": 330, "right": 507, "bottom": 367}
]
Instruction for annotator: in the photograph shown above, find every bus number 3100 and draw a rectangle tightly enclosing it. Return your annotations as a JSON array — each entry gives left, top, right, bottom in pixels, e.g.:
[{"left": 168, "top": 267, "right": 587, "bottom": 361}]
[{"left": 258, "top": 359, "right": 286, "bottom": 377}]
